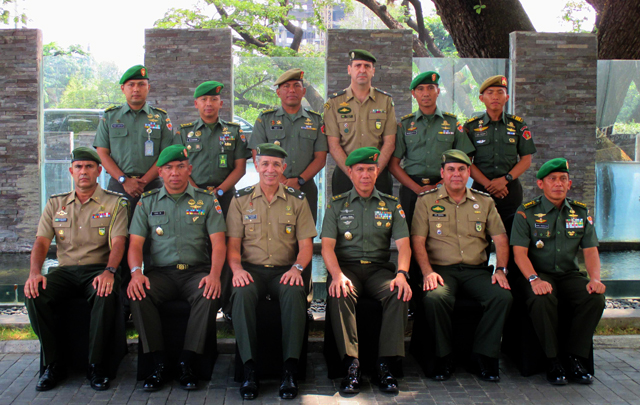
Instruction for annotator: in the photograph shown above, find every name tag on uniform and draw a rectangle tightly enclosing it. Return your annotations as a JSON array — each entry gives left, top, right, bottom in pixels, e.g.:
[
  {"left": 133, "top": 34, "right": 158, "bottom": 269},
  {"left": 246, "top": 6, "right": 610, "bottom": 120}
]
[
  {"left": 54, "top": 218, "right": 68, "bottom": 222},
  {"left": 187, "top": 137, "right": 200, "bottom": 143},
  {"left": 151, "top": 211, "right": 165, "bottom": 216},
  {"left": 244, "top": 214, "right": 257, "bottom": 220},
  {"left": 432, "top": 214, "right": 446, "bottom": 217},
  {"left": 111, "top": 123, "right": 125, "bottom": 128},
  {"left": 340, "top": 215, "right": 355, "bottom": 221},
  {"left": 535, "top": 223, "right": 549, "bottom": 229},
  {"left": 271, "top": 126, "right": 283, "bottom": 130},
  {"left": 405, "top": 130, "right": 417, "bottom": 136}
]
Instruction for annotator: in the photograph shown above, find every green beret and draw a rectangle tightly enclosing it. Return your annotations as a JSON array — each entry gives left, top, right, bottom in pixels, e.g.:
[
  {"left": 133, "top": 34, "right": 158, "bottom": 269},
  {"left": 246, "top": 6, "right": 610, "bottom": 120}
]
[
  {"left": 120, "top": 65, "right": 149, "bottom": 85},
  {"left": 410, "top": 71, "right": 440, "bottom": 90},
  {"left": 349, "top": 49, "right": 376, "bottom": 64},
  {"left": 345, "top": 147, "right": 380, "bottom": 167},
  {"left": 71, "top": 147, "right": 101, "bottom": 164},
  {"left": 194, "top": 81, "right": 224, "bottom": 98},
  {"left": 256, "top": 143, "right": 288, "bottom": 158},
  {"left": 441, "top": 149, "right": 472, "bottom": 166},
  {"left": 479, "top": 75, "right": 508, "bottom": 94},
  {"left": 156, "top": 145, "right": 189, "bottom": 167},
  {"left": 537, "top": 158, "right": 569, "bottom": 180},
  {"left": 275, "top": 69, "right": 304, "bottom": 86}
]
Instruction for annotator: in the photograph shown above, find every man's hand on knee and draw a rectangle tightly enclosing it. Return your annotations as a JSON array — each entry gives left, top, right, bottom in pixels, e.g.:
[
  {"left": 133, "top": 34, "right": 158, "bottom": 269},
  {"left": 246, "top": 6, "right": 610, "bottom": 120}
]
[
  {"left": 24, "top": 274, "right": 46, "bottom": 299},
  {"left": 329, "top": 273, "right": 354, "bottom": 298},
  {"left": 390, "top": 274, "right": 412, "bottom": 302},
  {"left": 92, "top": 271, "right": 115, "bottom": 297},
  {"left": 127, "top": 273, "right": 150, "bottom": 300},
  {"left": 199, "top": 274, "right": 222, "bottom": 299},
  {"left": 280, "top": 268, "right": 304, "bottom": 286},
  {"left": 232, "top": 269, "right": 254, "bottom": 287},
  {"left": 423, "top": 272, "right": 444, "bottom": 292}
]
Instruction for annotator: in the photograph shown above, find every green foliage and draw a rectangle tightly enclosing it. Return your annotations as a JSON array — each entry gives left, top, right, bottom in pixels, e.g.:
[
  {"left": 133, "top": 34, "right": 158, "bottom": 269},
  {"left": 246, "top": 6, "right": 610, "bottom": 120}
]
[
  {"left": 473, "top": 1, "right": 486, "bottom": 15},
  {"left": 616, "top": 81, "right": 640, "bottom": 126},
  {"left": 1, "top": 0, "right": 26, "bottom": 27},
  {"left": 424, "top": 12, "right": 457, "bottom": 58},
  {"left": 0, "top": 325, "right": 36, "bottom": 341},
  {"left": 560, "top": 0, "right": 594, "bottom": 33}
]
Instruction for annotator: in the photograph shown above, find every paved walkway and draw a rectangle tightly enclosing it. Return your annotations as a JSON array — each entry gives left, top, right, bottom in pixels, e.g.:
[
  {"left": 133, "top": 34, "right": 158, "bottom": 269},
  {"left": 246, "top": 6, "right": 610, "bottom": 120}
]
[{"left": 1, "top": 349, "right": 640, "bottom": 405}]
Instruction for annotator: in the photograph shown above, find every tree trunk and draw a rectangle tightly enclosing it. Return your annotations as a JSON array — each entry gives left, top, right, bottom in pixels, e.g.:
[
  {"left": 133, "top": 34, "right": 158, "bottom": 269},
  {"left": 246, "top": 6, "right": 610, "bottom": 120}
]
[{"left": 588, "top": 0, "right": 640, "bottom": 59}]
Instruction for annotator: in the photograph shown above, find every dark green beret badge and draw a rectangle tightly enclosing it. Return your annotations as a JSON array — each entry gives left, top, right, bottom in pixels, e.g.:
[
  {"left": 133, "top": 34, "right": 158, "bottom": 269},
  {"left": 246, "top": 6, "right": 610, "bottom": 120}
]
[
  {"left": 441, "top": 149, "right": 472, "bottom": 166},
  {"left": 120, "top": 65, "right": 149, "bottom": 85},
  {"left": 410, "top": 71, "right": 440, "bottom": 90},
  {"left": 194, "top": 81, "right": 224, "bottom": 98},
  {"left": 479, "top": 75, "right": 508, "bottom": 94},
  {"left": 349, "top": 49, "right": 376, "bottom": 64},
  {"left": 256, "top": 143, "right": 288, "bottom": 158}
]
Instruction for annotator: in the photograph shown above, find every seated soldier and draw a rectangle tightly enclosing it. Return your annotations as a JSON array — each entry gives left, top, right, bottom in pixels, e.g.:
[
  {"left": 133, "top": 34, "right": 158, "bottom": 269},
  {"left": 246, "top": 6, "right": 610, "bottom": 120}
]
[
  {"left": 511, "top": 158, "right": 606, "bottom": 385},
  {"left": 411, "top": 149, "right": 512, "bottom": 382},
  {"left": 127, "top": 145, "right": 226, "bottom": 391},
  {"left": 321, "top": 147, "right": 412, "bottom": 394}
]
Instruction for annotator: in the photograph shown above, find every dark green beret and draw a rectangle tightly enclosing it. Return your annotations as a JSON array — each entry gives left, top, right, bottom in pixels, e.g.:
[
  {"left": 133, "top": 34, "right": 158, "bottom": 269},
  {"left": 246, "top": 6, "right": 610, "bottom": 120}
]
[
  {"left": 479, "top": 75, "right": 508, "bottom": 94},
  {"left": 120, "top": 65, "right": 149, "bottom": 85},
  {"left": 410, "top": 71, "right": 440, "bottom": 90},
  {"left": 194, "top": 81, "right": 224, "bottom": 98},
  {"left": 345, "top": 147, "right": 380, "bottom": 167},
  {"left": 256, "top": 143, "right": 288, "bottom": 158},
  {"left": 441, "top": 149, "right": 472, "bottom": 166},
  {"left": 349, "top": 49, "right": 376, "bottom": 64},
  {"left": 275, "top": 69, "right": 304, "bottom": 86},
  {"left": 537, "top": 158, "right": 569, "bottom": 180},
  {"left": 156, "top": 145, "right": 189, "bottom": 167},
  {"left": 71, "top": 147, "right": 101, "bottom": 164}
]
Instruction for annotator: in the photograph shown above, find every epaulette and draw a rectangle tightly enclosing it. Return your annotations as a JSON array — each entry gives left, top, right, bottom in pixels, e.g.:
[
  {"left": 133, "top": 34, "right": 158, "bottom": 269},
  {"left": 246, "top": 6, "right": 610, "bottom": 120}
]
[
  {"left": 465, "top": 116, "right": 481, "bottom": 124},
  {"left": 235, "top": 185, "right": 255, "bottom": 198},
  {"left": 400, "top": 113, "right": 415, "bottom": 121},
  {"left": 151, "top": 106, "right": 168, "bottom": 114},
  {"left": 104, "top": 105, "right": 119, "bottom": 113},
  {"left": 49, "top": 191, "right": 72, "bottom": 199},
  {"left": 285, "top": 186, "right": 306, "bottom": 200},
  {"left": 443, "top": 111, "right": 457, "bottom": 118},
  {"left": 374, "top": 87, "right": 392, "bottom": 97},
  {"left": 328, "top": 89, "right": 347, "bottom": 99},
  {"left": 140, "top": 188, "right": 160, "bottom": 198},
  {"left": 194, "top": 187, "right": 212, "bottom": 195},
  {"left": 305, "top": 108, "right": 322, "bottom": 116},
  {"left": 418, "top": 188, "right": 438, "bottom": 196},
  {"left": 523, "top": 199, "right": 539, "bottom": 209},
  {"left": 507, "top": 113, "right": 524, "bottom": 123},
  {"left": 260, "top": 108, "right": 276, "bottom": 114},
  {"left": 568, "top": 199, "right": 587, "bottom": 209},
  {"left": 180, "top": 122, "right": 195, "bottom": 128},
  {"left": 470, "top": 188, "right": 491, "bottom": 197},
  {"left": 379, "top": 192, "right": 398, "bottom": 201},
  {"left": 331, "top": 193, "right": 348, "bottom": 201},
  {"left": 104, "top": 189, "right": 125, "bottom": 197},
  {"left": 226, "top": 121, "right": 240, "bottom": 127}
]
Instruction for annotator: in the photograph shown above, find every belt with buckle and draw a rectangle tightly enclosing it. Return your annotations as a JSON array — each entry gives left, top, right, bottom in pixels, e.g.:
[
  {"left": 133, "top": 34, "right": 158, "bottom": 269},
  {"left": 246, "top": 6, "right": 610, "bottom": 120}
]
[
  {"left": 176, "top": 264, "right": 189, "bottom": 270},
  {"left": 360, "top": 260, "right": 371, "bottom": 265}
]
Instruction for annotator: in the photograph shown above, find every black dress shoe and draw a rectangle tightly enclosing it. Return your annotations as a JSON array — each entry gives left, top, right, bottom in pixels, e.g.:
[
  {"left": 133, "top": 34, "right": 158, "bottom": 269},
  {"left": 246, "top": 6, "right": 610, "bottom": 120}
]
[
  {"left": 546, "top": 358, "right": 568, "bottom": 385},
  {"left": 143, "top": 363, "right": 166, "bottom": 392},
  {"left": 178, "top": 362, "right": 198, "bottom": 390},
  {"left": 240, "top": 367, "right": 259, "bottom": 400},
  {"left": 374, "top": 362, "right": 398, "bottom": 393},
  {"left": 476, "top": 355, "right": 500, "bottom": 382},
  {"left": 36, "top": 362, "right": 66, "bottom": 391},
  {"left": 279, "top": 370, "right": 299, "bottom": 399},
  {"left": 568, "top": 355, "right": 594, "bottom": 384},
  {"left": 87, "top": 364, "right": 110, "bottom": 391},
  {"left": 339, "top": 361, "right": 361, "bottom": 394},
  {"left": 432, "top": 356, "right": 453, "bottom": 381}
]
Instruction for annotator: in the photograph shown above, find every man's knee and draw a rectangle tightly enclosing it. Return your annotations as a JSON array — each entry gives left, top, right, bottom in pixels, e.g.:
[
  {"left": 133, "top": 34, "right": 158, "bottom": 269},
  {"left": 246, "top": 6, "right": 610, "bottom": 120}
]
[{"left": 422, "top": 287, "right": 454, "bottom": 309}]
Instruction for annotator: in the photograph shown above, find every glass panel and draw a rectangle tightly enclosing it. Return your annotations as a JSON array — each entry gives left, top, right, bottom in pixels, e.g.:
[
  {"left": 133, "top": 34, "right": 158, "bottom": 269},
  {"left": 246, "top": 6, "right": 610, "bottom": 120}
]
[{"left": 595, "top": 162, "right": 640, "bottom": 242}]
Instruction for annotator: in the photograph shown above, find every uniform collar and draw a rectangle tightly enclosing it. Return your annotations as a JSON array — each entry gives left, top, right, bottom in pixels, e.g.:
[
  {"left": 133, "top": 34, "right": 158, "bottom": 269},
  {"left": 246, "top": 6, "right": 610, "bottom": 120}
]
[
  {"left": 345, "top": 86, "right": 376, "bottom": 102},
  {"left": 482, "top": 111, "right": 508, "bottom": 125},
  {"left": 415, "top": 106, "right": 443, "bottom": 121},
  {"left": 65, "top": 184, "right": 106, "bottom": 206},
  {"left": 540, "top": 195, "right": 572, "bottom": 213},
  {"left": 433, "top": 186, "right": 477, "bottom": 204},
  {"left": 347, "top": 187, "right": 383, "bottom": 204},
  {"left": 275, "top": 105, "right": 308, "bottom": 121},
  {"left": 194, "top": 117, "right": 224, "bottom": 131},
  {"left": 251, "top": 183, "right": 288, "bottom": 202},
  {"left": 158, "top": 182, "right": 197, "bottom": 201},
  {"left": 122, "top": 102, "right": 151, "bottom": 115}
]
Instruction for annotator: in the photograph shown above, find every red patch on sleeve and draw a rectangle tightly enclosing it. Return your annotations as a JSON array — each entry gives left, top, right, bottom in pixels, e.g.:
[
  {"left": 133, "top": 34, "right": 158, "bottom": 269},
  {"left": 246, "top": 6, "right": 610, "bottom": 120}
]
[
  {"left": 523, "top": 130, "right": 532, "bottom": 140},
  {"left": 321, "top": 124, "right": 325, "bottom": 134},
  {"left": 517, "top": 211, "right": 526, "bottom": 219}
]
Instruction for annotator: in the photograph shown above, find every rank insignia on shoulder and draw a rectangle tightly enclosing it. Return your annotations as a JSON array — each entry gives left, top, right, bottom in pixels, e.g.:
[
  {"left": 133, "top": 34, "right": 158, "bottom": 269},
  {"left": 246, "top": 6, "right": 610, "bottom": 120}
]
[
  {"left": 180, "top": 122, "right": 195, "bottom": 128},
  {"left": 141, "top": 189, "right": 160, "bottom": 198},
  {"left": 331, "top": 193, "right": 347, "bottom": 201},
  {"left": 374, "top": 87, "right": 392, "bottom": 97},
  {"left": 523, "top": 199, "right": 538, "bottom": 209},
  {"left": 328, "top": 89, "right": 346, "bottom": 99},
  {"left": 465, "top": 116, "right": 480, "bottom": 124},
  {"left": 261, "top": 108, "right": 276, "bottom": 114},
  {"left": 470, "top": 188, "right": 490, "bottom": 197},
  {"left": 570, "top": 200, "right": 587, "bottom": 209},
  {"left": 236, "top": 186, "right": 255, "bottom": 197},
  {"left": 323, "top": 102, "right": 330, "bottom": 110},
  {"left": 152, "top": 107, "right": 168, "bottom": 114},
  {"left": 443, "top": 112, "right": 457, "bottom": 118},
  {"left": 104, "top": 105, "right": 119, "bottom": 112},
  {"left": 509, "top": 114, "right": 524, "bottom": 123},
  {"left": 306, "top": 108, "right": 321, "bottom": 116},
  {"left": 419, "top": 188, "right": 437, "bottom": 196},
  {"left": 400, "top": 113, "right": 414, "bottom": 120}
]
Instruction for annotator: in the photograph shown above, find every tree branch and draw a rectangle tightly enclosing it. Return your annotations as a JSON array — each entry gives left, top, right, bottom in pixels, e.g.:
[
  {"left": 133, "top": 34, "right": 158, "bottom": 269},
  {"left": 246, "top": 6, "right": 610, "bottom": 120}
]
[
  {"left": 279, "top": 0, "right": 303, "bottom": 52},
  {"left": 213, "top": 2, "right": 268, "bottom": 48}
]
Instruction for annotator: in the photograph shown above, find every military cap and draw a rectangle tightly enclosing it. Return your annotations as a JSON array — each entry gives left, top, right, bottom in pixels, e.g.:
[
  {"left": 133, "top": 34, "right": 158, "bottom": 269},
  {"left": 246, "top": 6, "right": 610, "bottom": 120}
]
[
  {"left": 156, "top": 145, "right": 189, "bottom": 167},
  {"left": 345, "top": 147, "right": 380, "bottom": 167},
  {"left": 120, "top": 65, "right": 149, "bottom": 85},
  {"left": 71, "top": 147, "right": 101, "bottom": 164},
  {"left": 410, "top": 71, "right": 440, "bottom": 90},
  {"left": 349, "top": 49, "right": 376, "bottom": 64},
  {"left": 479, "top": 75, "right": 508, "bottom": 94},
  {"left": 441, "top": 149, "right": 472, "bottom": 166},
  {"left": 194, "top": 81, "right": 224, "bottom": 98},
  {"left": 537, "top": 158, "right": 569, "bottom": 180},
  {"left": 256, "top": 143, "right": 288, "bottom": 158},
  {"left": 274, "top": 69, "right": 304, "bottom": 86}
]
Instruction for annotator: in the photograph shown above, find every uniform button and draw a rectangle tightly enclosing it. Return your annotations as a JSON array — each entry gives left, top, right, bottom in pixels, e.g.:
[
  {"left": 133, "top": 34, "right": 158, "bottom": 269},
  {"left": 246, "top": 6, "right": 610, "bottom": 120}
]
[
  {"left": 269, "top": 238, "right": 271, "bottom": 241},
  {"left": 269, "top": 254, "right": 272, "bottom": 257},
  {"left": 557, "top": 249, "right": 560, "bottom": 252},
  {"left": 557, "top": 231, "right": 560, "bottom": 234},
  {"left": 268, "top": 222, "right": 271, "bottom": 225}
]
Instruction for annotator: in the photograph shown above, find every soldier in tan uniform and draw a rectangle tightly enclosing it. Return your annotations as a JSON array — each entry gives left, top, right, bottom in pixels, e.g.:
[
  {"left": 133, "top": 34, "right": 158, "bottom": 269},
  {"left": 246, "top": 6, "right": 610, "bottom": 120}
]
[
  {"left": 227, "top": 144, "right": 317, "bottom": 400},
  {"left": 411, "top": 150, "right": 512, "bottom": 382},
  {"left": 324, "top": 49, "right": 397, "bottom": 196},
  {"left": 25, "top": 147, "right": 129, "bottom": 392}
]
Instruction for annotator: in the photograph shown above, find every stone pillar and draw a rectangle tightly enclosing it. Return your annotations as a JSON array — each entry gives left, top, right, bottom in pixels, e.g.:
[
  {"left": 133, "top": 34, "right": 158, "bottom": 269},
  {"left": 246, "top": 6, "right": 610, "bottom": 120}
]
[
  {"left": 510, "top": 32, "right": 597, "bottom": 207},
  {"left": 325, "top": 29, "right": 414, "bottom": 196},
  {"left": 0, "top": 29, "right": 42, "bottom": 252},
  {"left": 145, "top": 29, "right": 233, "bottom": 126}
]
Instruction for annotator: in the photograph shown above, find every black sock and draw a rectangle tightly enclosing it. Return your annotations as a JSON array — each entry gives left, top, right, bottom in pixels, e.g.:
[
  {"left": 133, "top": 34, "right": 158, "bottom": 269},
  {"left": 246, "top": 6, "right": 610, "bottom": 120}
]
[
  {"left": 378, "top": 356, "right": 395, "bottom": 365},
  {"left": 179, "top": 350, "right": 195, "bottom": 366},
  {"left": 152, "top": 351, "right": 166, "bottom": 367},
  {"left": 244, "top": 359, "right": 256, "bottom": 372},
  {"left": 284, "top": 358, "right": 298, "bottom": 374},
  {"left": 343, "top": 356, "right": 359, "bottom": 369}
]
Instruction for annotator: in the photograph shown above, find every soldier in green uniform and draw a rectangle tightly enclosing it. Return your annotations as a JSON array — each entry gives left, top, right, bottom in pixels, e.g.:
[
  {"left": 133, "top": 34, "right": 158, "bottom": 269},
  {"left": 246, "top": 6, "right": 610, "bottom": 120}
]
[
  {"left": 324, "top": 50, "right": 397, "bottom": 196},
  {"left": 127, "top": 145, "right": 226, "bottom": 392},
  {"left": 321, "top": 147, "right": 412, "bottom": 394},
  {"left": 24, "top": 147, "right": 129, "bottom": 391},
  {"left": 227, "top": 144, "right": 317, "bottom": 400},
  {"left": 511, "top": 158, "right": 605, "bottom": 385},
  {"left": 463, "top": 75, "right": 537, "bottom": 239},
  {"left": 411, "top": 150, "right": 512, "bottom": 382},
  {"left": 249, "top": 68, "right": 327, "bottom": 223},
  {"left": 175, "top": 81, "right": 251, "bottom": 217},
  {"left": 94, "top": 65, "right": 174, "bottom": 205}
]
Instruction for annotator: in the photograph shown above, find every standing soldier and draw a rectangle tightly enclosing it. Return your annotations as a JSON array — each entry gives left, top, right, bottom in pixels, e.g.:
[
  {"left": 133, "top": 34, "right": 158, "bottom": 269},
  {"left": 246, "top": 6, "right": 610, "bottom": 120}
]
[
  {"left": 511, "top": 158, "right": 606, "bottom": 385},
  {"left": 24, "top": 147, "right": 129, "bottom": 391},
  {"left": 94, "top": 65, "right": 174, "bottom": 205},
  {"left": 324, "top": 50, "right": 397, "bottom": 196},
  {"left": 227, "top": 144, "right": 317, "bottom": 400},
  {"left": 176, "top": 81, "right": 250, "bottom": 217}
]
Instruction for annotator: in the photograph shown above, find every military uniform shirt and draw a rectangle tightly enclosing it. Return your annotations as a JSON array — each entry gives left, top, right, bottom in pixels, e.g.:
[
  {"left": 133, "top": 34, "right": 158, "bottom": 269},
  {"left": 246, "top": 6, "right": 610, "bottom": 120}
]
[
  {"left": 174, "top": 118, "right": 251, "bottom": 186},
  {"left": 129, "top": 184, "right": 226, "bottom": 268},
  {"left": 321, "top": 188, "right": 409, "bottom": 263},
  {"left": 37, "top": 185, "right": 129, "bottom": 267},
  {"left": 511, "top": 195, "right": 599, "bottom": 274},
  {"left": 412, "top": 187, "right": 505, "bottom": 266},
  {"left": 395, "top": 108, "right": 475, "bottom": 178},
  {"left": 324, "top": 87, "right": 397, "bottom": 155},
  {"left": 93, "top": 103, "right": 174, "bottom": 175},
  {"left": 249, "top": 106, "right": 327, "bottom": 178},
  {"left": 226, "top": 183, "right": 317, "bottom": 266},
  {"left": 463, "top": 112, "right": 536, "bottom": 179}
]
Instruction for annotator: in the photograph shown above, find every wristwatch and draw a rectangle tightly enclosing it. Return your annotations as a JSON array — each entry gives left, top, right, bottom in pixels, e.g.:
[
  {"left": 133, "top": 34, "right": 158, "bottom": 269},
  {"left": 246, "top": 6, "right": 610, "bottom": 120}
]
[
  {"left": 105, "top": 267, "right": 117, "bottom": 274},
  {"left": 118, "top": 175, "right": 127, "bottom": 184},
  {"left": 505, "top": 173, "right": 513, "bottom": 183},
  {"left": 217, "top": 189, "right": 224, "bottom": 196},
  {"left": 131, "top": 266, "right": 143, "bottom": 274},
  {"left": 397, "top": 270, "right": 410, "bottom": 280},
  {"left": 528, "top": 274, "right": 539, "bottom": 283},
  {"left": 493, "top": 266, "right": 508, "bottom": 275},
  {"left": 293, "top": 264, "right": 304, "bottom": 272},
  {"left": 297, "top": 176, "right": 306, "bottom": 186}
]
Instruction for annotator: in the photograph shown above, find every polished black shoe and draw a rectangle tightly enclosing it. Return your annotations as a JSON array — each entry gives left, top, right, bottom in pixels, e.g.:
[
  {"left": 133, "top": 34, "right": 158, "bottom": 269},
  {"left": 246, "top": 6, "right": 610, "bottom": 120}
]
[
  {"left": 546, "top": 358, "right": 568, "bottom": 385},
  {"left": 143, "top": 363, "right": 166, "bottom": 392},
  {"left": 36, "top": 362, "right": 66, "bottom": 391},
  {"left": 373, "top": 362, "right": 398, "bottom": 393},
  {"left": 339, "top": 361, "right": 361, "bottom": 394},
  {"left": 240, "top": 367, "right": 259, "bottom": 400},
  {"left": 279, "top": 370, "right": 299, "bottom": 399},
  {"left": 568, "top": 355, "right": 594, "bottom": 384},
  {"left": 432, "top": 356, "right": 453, "bottom": 381},
  {"left": 178, "top": 362, "right": 198, "bottom": 390},
  {"left": 87, "top": 364, "right": 110, "bottom": 391},
  {"left": 476, "top": 355, "right": 500, "bottom": 382}
]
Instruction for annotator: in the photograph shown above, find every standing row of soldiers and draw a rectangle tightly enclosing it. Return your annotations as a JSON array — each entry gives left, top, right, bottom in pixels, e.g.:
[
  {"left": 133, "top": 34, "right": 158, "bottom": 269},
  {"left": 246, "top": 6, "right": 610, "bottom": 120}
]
[{"left": 24, "top": 49, "right": 606, "bottom": 399}]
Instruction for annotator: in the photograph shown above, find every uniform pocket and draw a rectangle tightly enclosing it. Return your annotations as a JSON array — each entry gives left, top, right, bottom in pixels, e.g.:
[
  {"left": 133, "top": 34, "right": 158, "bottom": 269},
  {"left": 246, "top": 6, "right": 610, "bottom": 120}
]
[
  {"left": 242, "top": 214, "right": 261, "bottom": 234},
  {"left": 468, "top": 214, "right": 486, "bottom": 235},
  {"left": 429, "top": 216, "right": 449, "bottom": 237},
  {"left": 368, "top": 112, "right": 387, "bottom": 136}
]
